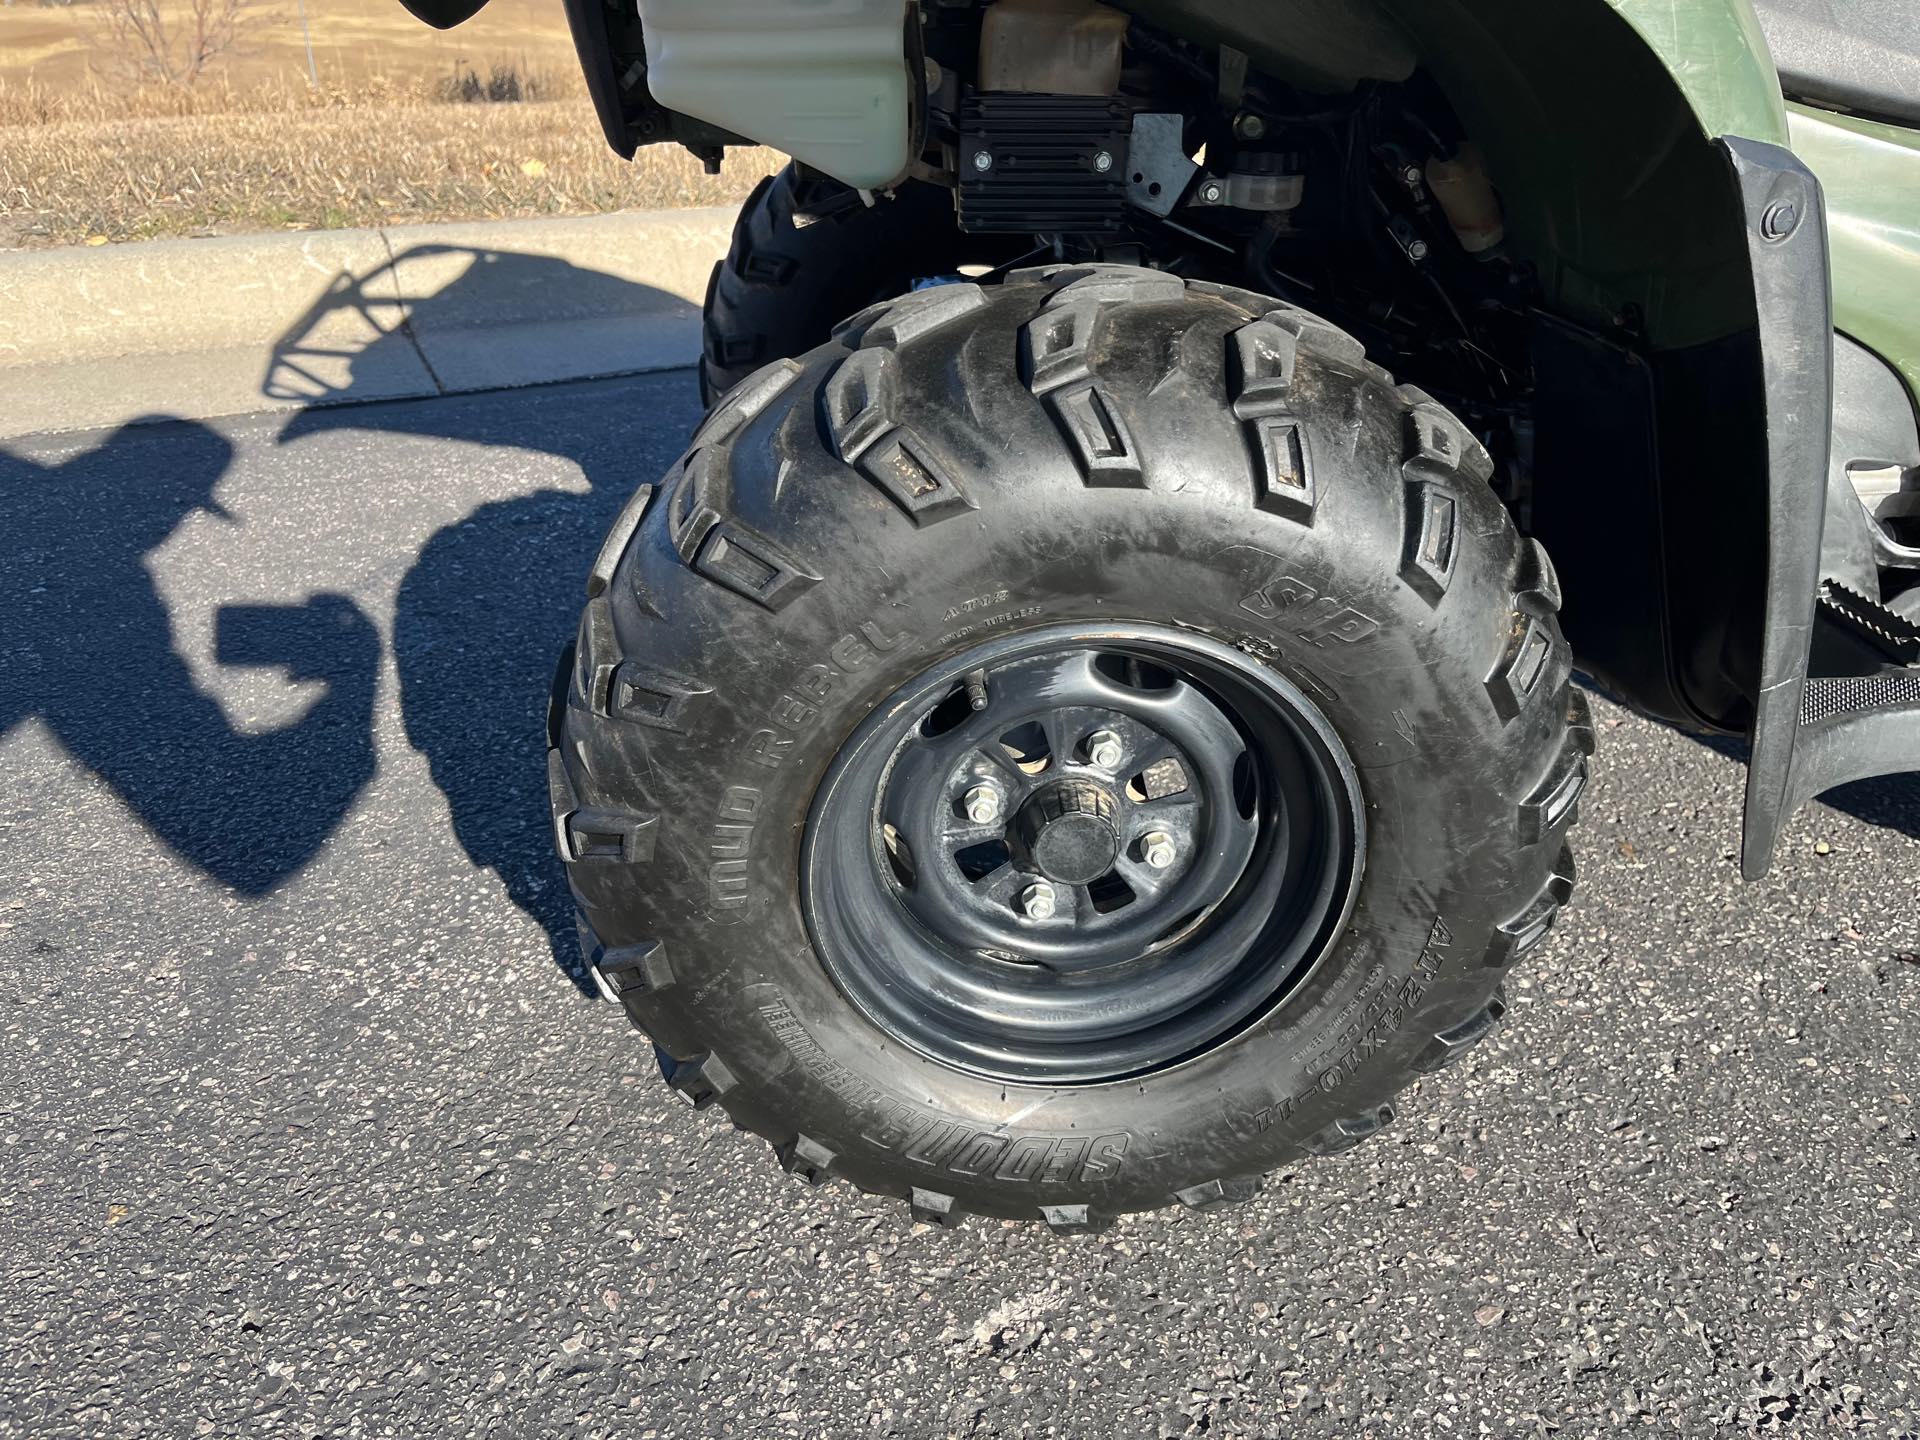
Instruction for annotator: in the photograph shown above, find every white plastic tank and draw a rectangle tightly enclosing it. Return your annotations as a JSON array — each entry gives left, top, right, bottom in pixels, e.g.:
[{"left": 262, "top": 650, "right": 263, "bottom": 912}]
[{"left": 640, "top": 0, "right": 915, "bottom": 190}]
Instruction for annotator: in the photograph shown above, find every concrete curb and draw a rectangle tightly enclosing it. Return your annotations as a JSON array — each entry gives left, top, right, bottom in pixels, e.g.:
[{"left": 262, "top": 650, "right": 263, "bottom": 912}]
[{"left": 0, "top": 208, "right": 733, "bottom": 439}]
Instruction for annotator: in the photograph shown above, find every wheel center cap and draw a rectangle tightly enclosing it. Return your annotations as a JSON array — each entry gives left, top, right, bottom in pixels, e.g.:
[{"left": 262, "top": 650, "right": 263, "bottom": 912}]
[{"left": 1011, "top": 780, "right": 1119, "bottom": 886}]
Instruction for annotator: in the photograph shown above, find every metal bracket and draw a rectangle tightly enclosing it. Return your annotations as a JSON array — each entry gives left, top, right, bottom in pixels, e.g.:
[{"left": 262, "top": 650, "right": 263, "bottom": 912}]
[{"left": 1125, "top": 113, "right": 1198, "bottom": 218}]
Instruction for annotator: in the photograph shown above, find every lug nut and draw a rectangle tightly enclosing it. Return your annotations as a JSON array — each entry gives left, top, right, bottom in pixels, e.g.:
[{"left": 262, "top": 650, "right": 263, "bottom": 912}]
[
  {"left": 1085, "top": 729, "right": 1125, "bottom": 770},
  {"left": 963, "top": 784, "right": 1001, "bottom": 825},
  {"left": 1020, "top": 882, "right": 1058, "bottom": 920},
  {"left": 1142, "top": 831, "right": 1177, "bottom": 870}
]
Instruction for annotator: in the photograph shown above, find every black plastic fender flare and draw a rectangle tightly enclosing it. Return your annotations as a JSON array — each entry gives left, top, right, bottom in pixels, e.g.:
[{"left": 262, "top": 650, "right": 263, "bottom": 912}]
[{"left": 1726, "top": 135, "right": 1920, "bottom": 877}]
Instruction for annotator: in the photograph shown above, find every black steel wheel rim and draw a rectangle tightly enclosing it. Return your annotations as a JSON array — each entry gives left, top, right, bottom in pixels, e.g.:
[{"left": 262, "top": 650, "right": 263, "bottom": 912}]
[{"left": 801, "top": 624, "right": 1366, "bottom": 1083}]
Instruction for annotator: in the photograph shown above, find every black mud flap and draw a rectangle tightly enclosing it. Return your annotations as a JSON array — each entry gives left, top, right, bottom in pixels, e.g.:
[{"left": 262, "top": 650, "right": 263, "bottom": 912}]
[{"left": 1726, "top": 136, "right": 1920, "bottom": 878}]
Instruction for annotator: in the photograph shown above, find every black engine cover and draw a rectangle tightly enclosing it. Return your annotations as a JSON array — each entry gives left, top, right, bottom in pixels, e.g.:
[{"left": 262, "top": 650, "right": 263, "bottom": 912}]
[{"left": 957, "top": 93, "right": 1131, "bottom": 234}]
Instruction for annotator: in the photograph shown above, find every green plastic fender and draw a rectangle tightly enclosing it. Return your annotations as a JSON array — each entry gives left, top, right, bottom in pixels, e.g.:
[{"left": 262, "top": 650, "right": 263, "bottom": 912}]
[
  {"left": 1786, "top": 104, "right": 1920, "bottom": 410},
  {"left": 1603, "top": 0, "right": 1788, "bottom": 147}
]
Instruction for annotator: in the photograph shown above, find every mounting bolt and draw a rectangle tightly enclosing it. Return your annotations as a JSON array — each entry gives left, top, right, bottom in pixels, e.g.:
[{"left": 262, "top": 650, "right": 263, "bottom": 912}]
[
  {"left": 972, "top": 150, "right": 994, "bottom": 173},
  {"left": 1761, "top": 199, "right": 1799, "bottom": 241},
  {"left": 1402, "top": 163, "right": 1423, "bottom": 188},
  {"left": 1233, "top": 112, "right": 1267, "bottom": 141},
  {"left": 1092, "top": 150, "right": 1113, "bottom": 174},
  {"left": 1142, "top": 831, "right": 1177, "bottom": 870},
  {"left": 1199, "top": 180, "right": 1225, "bottom": 204},
  {"left": 1020, "top": 882, "right": 1058, "bottom": 921},
  {"left": 1085, "top": 729, "right": 1125, "bottom": 770},
  {"left": 963, "top": 784, "right": 1002, "bottom": 826}
]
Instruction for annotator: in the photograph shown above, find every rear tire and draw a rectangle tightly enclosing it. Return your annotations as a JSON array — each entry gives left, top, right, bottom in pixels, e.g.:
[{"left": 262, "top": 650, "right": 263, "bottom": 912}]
[
  {"left": 555, "top": 265, "right": 1590, "bottom": 1227},
  {"left": 700, "top": 163, "right": 1017, "bottom": 405}
]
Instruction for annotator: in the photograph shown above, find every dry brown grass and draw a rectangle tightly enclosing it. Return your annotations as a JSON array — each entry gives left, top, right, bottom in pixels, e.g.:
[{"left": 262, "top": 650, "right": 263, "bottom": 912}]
[
  {"left": 0, "top": 93, "right": 774, "bottom": 247},
  {"left": 0, "top": 0, "right": 773, "bottom": 248},
  {"left": 0, "top": 0, "right": 581, "bottom": 93},
  {"left": 0, "top": 60, "right": 575, "bottom": 125}
]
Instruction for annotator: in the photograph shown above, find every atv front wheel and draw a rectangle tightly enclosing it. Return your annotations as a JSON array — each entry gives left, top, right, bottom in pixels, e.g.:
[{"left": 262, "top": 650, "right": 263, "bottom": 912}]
[{"left": 553, "top": 265, "right": 1589, "bottom": 1227}]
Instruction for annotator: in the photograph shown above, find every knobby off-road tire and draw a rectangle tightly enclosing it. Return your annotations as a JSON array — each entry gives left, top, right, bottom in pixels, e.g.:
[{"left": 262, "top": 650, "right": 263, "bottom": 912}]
[
  {"left": 553, "top": 265, "right": 1591, "bottom": 1229},
  {"left": 700, "top": 164, "right": 1015, "bottom": 406}
]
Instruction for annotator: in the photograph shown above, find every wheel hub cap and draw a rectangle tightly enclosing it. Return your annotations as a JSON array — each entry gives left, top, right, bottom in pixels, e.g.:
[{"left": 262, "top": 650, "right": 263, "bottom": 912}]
[
  {"left": 802, "top": 624, "right": 1366, "bottom": 1083},
  {"left": 1011, "top": 781, "right": 1119, "bottom": 886}
]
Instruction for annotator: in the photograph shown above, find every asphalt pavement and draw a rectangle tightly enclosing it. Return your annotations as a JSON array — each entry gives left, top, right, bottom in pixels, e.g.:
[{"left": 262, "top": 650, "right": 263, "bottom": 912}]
[{"left": 2, "top": 372, "right": 1917, "bottom": 1438}]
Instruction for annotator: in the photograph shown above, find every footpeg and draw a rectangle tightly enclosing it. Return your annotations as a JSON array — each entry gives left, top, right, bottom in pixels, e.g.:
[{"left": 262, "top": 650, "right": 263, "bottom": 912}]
[{"left": 1818, "top": 580, "right": 1920, "bottom": 665}]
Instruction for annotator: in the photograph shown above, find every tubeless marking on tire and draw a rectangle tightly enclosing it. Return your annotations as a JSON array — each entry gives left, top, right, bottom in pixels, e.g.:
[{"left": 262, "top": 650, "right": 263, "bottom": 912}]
[
  {"left": 759, "top": 998, "right": 1131, "bottom": 1183},
  {"left": 1253, "top": 917, "right": 1451, "bottom": 1133},
  {"left": 940, "top": 601, "right": 1042, "bottom": 648}
]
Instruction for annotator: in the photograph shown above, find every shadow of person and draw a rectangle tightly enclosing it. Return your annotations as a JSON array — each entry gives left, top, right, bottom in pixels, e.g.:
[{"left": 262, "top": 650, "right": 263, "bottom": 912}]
[
  {"left": 0, "top": 418, "right": 379, "bottom": 895},
  {"left": 269, "top": 246, "right": 702, "bottom": 995}
]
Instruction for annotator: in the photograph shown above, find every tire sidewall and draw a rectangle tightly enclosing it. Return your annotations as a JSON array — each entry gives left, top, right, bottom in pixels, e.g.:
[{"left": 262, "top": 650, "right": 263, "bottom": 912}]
[{"left": 582, "top": 513, "right": 1531, "bottom": 1216}]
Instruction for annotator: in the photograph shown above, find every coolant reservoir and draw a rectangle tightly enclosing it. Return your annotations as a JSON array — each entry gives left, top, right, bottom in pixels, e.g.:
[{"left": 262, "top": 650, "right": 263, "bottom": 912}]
[
  {"left": 979, "top": 0, "right": 1129, "bottom": 95},
  {"left": 639, "top": 0, "right": 914, "bottom": 190},
  {"left": 1424, "top": 144, "right": 1505, "bottom": 255}
]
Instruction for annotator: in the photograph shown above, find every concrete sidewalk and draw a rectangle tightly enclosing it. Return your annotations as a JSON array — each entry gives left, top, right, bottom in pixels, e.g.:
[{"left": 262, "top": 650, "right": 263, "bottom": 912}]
[{"left": 0, "top": 209, "right": 731, "bottom": 438}]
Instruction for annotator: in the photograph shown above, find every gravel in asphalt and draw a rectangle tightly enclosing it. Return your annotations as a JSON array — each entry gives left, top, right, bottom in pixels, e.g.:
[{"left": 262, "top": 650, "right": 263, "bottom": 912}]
[{"left": 2, "top": 372, "right": 1916, "bottom": 1437}]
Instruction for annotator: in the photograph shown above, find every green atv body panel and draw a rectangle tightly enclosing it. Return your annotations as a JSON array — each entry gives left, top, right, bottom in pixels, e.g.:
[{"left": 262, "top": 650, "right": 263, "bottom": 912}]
[
  {"left": 1606, "top": 0, "right": 1788, "bottom": 143},
  {"left": 1787, "top": 103, "right": 1920, "bottom": 408}
]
